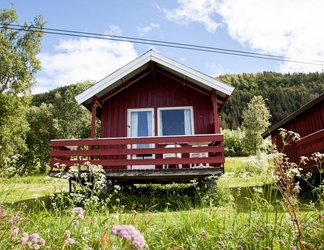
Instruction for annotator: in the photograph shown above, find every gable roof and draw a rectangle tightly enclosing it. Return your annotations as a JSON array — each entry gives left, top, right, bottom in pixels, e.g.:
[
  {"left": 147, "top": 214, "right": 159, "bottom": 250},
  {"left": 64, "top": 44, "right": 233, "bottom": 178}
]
[
  {"left": 262, "top": 92, "right": 324, "bottom": 138},
  {"left": 76, "top": 50, "right": 234, "bottom": 109}
]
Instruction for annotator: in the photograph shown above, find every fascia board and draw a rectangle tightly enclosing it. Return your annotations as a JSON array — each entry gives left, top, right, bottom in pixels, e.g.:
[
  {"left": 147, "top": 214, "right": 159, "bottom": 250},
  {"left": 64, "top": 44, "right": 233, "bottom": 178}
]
[
  {"left": 75, "top": 52, "right": 152, "bottom": 105},
  {"left": 151, "top": 52, "right": 234, "bottom": 96},
  {"left": 76, "top": 50, "right": 234, "bottom": 105}
]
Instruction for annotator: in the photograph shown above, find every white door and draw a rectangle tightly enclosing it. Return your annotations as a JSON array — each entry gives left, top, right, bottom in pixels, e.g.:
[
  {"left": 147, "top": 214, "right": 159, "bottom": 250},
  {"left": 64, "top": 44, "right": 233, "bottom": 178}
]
[{"left": 127, "top": 108, "right": 155, "bottom": 169}]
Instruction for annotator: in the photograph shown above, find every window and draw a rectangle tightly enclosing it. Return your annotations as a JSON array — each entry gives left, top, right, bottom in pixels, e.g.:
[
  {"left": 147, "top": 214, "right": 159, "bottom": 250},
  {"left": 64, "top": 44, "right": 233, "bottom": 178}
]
[
  {"left": 128, "top": 108, "right": 154, "bottom": 148},
  {"left": 158, "top": 107, "right": 194, "bottom": 136}
]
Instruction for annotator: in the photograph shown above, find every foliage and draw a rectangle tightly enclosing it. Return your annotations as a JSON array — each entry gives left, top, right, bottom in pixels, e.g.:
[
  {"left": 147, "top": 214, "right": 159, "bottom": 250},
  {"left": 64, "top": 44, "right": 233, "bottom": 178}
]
[
  {"left": 1, "top": 150, "right": 324, "bottom": 249},
  {"left": 222, "top": 128, "right": 247, "bottom": 157},
  {"left": 51, "top": 81, "right": 95, "bottom": 139},
  {"left": 20, "top": 81, "right": 96, "bottom": 173},
  {"left": 219, "top": 71, "right": 324, "bottom": 129},
  {"left": 242, "top": 96, "right": 271, "bottom": 156},
  {"left": 0, "top": 6, "right": 45, "bottom": 166},
  {"left": 23, "top": 103, "right": 58, "bottom": 173}
]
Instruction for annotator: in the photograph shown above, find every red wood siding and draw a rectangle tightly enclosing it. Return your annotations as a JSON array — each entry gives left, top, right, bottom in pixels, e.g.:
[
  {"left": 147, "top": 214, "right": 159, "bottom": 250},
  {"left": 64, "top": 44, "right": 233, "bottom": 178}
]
[
  {"left": 100, "top": 72, "right": 214, "bottom": 138},
  {"left": 269, "top": 97, "right": 324, "bottom": 171}
]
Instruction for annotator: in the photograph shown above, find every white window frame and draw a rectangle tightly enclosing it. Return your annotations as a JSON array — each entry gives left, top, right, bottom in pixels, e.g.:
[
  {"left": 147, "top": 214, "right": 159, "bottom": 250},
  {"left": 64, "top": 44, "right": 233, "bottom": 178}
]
[
  {"left": 127, "top": 108, "right": 155, "bottom": 169},
  {"left": 157, "top": 106, "right": 194, "bottom": 136},
  {"left": 127, "top": 108, "right": 155, "bottom": 140}
]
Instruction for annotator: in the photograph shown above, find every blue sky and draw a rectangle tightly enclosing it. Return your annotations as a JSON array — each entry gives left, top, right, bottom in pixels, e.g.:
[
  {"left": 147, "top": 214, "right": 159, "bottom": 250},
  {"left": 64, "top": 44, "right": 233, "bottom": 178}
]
[{"left": 2, "top": 0, "right": 324, "bottom": 94}]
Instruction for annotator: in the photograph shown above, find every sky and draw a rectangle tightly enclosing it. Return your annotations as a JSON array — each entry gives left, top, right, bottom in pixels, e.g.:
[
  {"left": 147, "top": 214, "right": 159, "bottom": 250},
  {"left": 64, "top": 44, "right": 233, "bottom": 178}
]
[{"left": 2, "top": 0, "right": 324, "bottom": 94}]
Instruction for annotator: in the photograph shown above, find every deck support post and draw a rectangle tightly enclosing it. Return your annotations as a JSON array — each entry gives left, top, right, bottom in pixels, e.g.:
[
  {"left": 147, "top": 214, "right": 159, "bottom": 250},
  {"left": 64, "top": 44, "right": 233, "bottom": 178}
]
[
  {"left": 91, "top": 97, "right": 97, "bottom": 138},
  {"left": 211, "top": 89, "right": 220, "bottom": 134}
]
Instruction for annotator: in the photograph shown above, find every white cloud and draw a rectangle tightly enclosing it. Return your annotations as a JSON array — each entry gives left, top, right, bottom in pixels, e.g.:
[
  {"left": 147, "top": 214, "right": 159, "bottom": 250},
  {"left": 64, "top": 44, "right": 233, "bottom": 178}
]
[
  {"left": 163, "top": 0, "right": 221, "bottom": 33},
  {"left": 206, "top": 62, "right": 232, "bottom": 77},
  {"left": 163, "top": 0, "right": 324, "bottom": 73},
  {"left": 35, "top": 37, "right": 138, "bottom": 94},
  {"left": 138, "top": 23, "right": 160, "bottom": 36}
]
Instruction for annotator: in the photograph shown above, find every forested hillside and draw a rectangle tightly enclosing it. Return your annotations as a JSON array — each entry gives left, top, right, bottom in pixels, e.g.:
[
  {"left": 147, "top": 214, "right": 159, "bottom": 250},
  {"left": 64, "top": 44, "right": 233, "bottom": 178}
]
[
  {"left": 32, "top": 71, "right": 324, "bottom": 130},
  {"left": 218, "top": 71, "right": 324, "bottom": 129}
]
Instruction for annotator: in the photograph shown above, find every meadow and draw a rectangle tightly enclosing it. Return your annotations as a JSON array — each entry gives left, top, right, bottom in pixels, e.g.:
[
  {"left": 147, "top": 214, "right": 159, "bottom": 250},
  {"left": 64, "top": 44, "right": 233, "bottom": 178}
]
[{"left": 0, "top": 153, "right": 323, "bottom": 250}]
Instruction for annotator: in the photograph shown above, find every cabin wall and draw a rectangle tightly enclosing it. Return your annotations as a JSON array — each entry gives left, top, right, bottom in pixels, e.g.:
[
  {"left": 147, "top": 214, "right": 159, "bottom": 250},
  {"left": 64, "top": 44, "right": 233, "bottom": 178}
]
[
  {"left": 100, "top": 72, "right": 215, "bottom": 138},
  {"left": 270, "top": 99, "right": 324, "bottom": 165}
]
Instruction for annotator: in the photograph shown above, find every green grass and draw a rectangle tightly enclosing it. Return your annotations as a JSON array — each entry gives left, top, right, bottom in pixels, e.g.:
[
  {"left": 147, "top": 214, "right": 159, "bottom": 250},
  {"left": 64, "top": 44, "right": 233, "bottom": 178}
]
[{"left": 0, "top": 157, "right": 323, "bottom": 249}]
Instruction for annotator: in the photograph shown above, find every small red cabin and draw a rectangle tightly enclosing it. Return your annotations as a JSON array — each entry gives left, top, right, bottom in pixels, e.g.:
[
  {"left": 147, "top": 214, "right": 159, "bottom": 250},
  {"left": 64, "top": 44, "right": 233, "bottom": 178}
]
[
  {"left": 49, "top": 50, "right": 234, "bottom": 184},
  {"left": 262, "top": 92, "right": 324, "bottom": 175}
]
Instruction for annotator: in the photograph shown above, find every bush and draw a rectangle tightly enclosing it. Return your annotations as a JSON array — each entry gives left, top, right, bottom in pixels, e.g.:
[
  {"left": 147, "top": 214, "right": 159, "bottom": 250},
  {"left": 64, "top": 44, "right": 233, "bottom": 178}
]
[{"left": 222, "top": 128, "right": 248, "bottom": 157}]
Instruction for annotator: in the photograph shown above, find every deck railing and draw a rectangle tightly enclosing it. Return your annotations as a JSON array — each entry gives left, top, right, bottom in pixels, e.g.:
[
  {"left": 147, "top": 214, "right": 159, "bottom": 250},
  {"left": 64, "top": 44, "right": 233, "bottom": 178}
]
[
  {"left": 50, "top": 134, "right": 224, "bottom": 171},
  {"left": 296, "top": 129, "right": 324, "bottom": 157},
  {"left": 296, "top": 129, "right": 324, "bottom": 173}
]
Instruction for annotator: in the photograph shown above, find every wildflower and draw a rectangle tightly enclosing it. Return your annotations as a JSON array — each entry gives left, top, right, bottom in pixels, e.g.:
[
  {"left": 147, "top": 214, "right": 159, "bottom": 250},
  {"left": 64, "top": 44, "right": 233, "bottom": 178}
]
[
  {"left": 291, "top": 246, "right": 297, "bottom": 250},
  {"left": 72, "top": 207, "right": 84, "bottom": 219},
  {"left": 20, "top": 232, "right": 29, "bottom": 245},
  {"left": 254, "top": 232, "right": 260, "bottom": 237},
  {"left": 66, "top": 237, "right": 76, "bottom": 245},
  {"left": 11, "top": 227, "right": 20, "bottom": 236},
  {"left": 65, "top": 230, "right": 71, "bottom": 238},
  {"left": 116, "top": 198, "right": 120, "bottom": 203},
  {"left": 32, "top": 244, "right": 40, "bottom": 250},
  {"left": 265, "top": 247, "right": 271, "bottom": 250},
  {"left": 237, "top": 246, "right": 243, "bottom": 250},
  {"left": 217, "top": 241, "right": 225, "bottom": 248},
  {"left": 111, "top": 225, "right": 146, "bottom": 250},
  {"left": 199, "top": 230, "right": 207, "bottom": 238},
  {"left": 278, "top": 240, "right": 285, "bottom": 245},
  {"left": 72, "top": 219, "right": 79, "bottom": 226},
  {"left": 9, "top": 213, "right": 21, "bottom": 225},
  {"left": 30, "top": 233, "right": 40, "bottom": 244},
  {"left": 39, "top": 238, "right": 46, "bottom": 246}
]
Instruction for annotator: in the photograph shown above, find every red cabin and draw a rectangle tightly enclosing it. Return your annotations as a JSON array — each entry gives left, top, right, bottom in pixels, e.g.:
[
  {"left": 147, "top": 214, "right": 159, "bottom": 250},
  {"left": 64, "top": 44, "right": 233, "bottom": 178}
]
[
  {"left": 262, "top": 92, "right": 324, "bottom": 175},
  {"left": 49, "top": 50, "right": 234, "bottom": 184}
]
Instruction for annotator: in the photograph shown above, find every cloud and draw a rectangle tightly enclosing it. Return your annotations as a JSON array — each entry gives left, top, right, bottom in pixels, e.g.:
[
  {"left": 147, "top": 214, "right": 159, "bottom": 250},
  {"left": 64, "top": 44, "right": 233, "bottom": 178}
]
[
  {"left": 163, "top": 0, "right": 324, "bottom": 73},
  {"left": 163, "top": 0, "right": 221, "bottom": 33},
  {"left": 35, "top": 28, "right": 138, "bottom": 94},
  {"left": 206, "top": 62, "right": 232, "bottom": 77},
  {"left": 138, "top": 23, "right": 160, "bottom": 36}
]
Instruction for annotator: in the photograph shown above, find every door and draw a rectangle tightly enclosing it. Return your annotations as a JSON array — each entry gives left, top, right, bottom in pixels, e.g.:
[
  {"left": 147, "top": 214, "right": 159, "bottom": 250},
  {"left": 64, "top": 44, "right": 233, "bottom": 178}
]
[{"left": 127, "top": 108, "right": 155, "bottom": 169}]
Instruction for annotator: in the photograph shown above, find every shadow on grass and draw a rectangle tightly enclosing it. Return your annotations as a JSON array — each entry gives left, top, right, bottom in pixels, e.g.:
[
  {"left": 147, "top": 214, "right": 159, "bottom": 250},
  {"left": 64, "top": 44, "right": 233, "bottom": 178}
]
[{"left": 3, "top": 182, "right": 320, "bottom": 216}]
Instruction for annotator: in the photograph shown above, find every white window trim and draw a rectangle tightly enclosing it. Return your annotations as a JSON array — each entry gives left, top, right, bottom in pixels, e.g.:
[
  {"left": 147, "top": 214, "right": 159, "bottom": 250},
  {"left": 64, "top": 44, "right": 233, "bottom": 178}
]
[
  {"left": 157, "top": 106, "right": 194, "bottom": 136},
  {"left": 127, "top": 108, "right": 155, "bottom": 138}
]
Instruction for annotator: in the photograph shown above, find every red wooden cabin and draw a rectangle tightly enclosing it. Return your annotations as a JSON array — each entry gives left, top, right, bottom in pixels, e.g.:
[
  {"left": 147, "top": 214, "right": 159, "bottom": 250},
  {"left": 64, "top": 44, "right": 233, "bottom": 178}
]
[
  {"left": 49, "top": 50, "right": 234, "bottom": 184},
  {"left": 262, "top": 92, "right": 324, "bottom": 175}
]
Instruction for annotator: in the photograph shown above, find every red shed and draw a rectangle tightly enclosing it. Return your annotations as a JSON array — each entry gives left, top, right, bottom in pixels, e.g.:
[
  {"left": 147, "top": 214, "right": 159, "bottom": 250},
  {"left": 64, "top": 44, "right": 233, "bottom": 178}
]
[
  {"left": 262, "top": 92, "right": 324, "bottom": 175},
  {"left": 49, "top": 50, "right": 234, "bottom": 184}
]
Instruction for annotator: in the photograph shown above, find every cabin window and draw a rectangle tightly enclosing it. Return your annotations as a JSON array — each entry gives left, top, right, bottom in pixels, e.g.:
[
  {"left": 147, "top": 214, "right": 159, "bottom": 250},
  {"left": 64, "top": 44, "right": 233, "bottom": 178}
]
[
  {"left": 158, "top": 107, "right": 194, "bottom": 136},
  {"left": 128, "top": 108, "right": 154, "bottom": 148}
]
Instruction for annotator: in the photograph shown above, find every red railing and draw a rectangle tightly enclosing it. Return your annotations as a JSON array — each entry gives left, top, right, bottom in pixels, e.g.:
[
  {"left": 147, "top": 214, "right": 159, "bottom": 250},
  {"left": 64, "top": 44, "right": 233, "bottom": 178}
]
[
  {"left": 296, "top": 129, "right": 324, "bottom": 156},
  {"left": 296, "top": 129, "right": 324, "bottom": 173},
  {"left": 50, "top": 134, "right": 224, "bottom": 171}
]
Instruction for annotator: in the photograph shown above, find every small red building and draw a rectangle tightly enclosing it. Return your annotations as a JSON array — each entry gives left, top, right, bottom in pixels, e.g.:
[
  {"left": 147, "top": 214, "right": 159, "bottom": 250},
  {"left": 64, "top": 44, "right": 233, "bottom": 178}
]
[
  {"left": 49, "top": 50, "right": 234, "bottom": 184},
  {"left": 262, "top": 92, "right": 324, "bottom": 175}
]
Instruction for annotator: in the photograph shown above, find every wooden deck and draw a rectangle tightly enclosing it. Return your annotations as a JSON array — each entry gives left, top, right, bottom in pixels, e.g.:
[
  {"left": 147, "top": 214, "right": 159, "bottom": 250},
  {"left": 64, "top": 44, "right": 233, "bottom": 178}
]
[{"left": 49, "top": 134, "right": 225, "bottom": 184}]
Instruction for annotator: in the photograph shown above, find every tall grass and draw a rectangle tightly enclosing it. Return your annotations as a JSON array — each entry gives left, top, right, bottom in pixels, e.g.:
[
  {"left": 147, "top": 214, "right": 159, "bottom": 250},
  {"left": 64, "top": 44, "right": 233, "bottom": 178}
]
[{"left": 0, "top": 135, "right": 323, "bottom": 249}]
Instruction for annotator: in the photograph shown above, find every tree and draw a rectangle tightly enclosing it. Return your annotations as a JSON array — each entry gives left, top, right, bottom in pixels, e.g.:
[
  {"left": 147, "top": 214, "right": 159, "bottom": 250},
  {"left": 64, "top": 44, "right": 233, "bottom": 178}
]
[
  {"left": 242, "top": 96, "right": 271, "bottom": 156},
  {"left": 23, "top": 103, "right": 58, "bottom": 174},
  {"left": 0, "top": 6, "right": 45, "bottom": 166},
  {"left": 52, "top": 81, "right": 95, "bottom": 139}
]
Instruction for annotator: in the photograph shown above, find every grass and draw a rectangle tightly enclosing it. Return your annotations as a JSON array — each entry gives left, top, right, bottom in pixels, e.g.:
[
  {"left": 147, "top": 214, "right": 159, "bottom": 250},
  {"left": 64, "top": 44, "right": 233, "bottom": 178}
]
[{"left": 0, "top": 156, "right": 323, "bottom": 249}]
